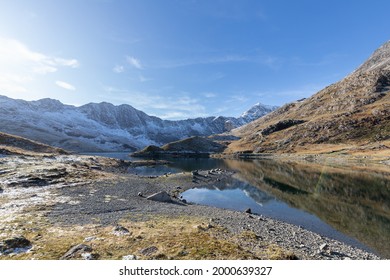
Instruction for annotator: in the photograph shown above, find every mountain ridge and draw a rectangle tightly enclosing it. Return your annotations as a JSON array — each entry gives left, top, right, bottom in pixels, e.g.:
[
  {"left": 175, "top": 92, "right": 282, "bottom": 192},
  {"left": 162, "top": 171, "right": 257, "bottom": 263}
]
[
  {"left": 0, "top": 94, "right": 277, "bottom": 152},
  {"left": 227, "top": 40, "right": 390, "bottom": 155}
]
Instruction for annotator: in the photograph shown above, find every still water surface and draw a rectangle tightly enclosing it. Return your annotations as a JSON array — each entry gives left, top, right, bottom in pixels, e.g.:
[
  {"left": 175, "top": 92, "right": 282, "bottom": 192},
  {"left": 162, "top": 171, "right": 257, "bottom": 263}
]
[{"left": 92, "top": 153, "right": 390, "bottom": 258}]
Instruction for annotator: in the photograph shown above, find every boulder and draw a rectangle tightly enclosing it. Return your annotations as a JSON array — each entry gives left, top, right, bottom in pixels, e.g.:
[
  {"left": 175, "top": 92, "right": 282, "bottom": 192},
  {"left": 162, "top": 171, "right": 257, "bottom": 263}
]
[
  {"left": 320, "top": 243, "right": 329, "bottom": 251},
  {"left": 146, "top": 191, "right": 172, "bottom": 203},
  {"left": 112, "top": 225, "right": 130, "bottom": 236},
  {"left": 60, "top": 244, "right": 94, "bottom": 260},
  {"left": 81, "top": 252, "right": 98, "bottom": 260},
  {"left": 122, "top": 254, "right": 137, "bottom": 260},
  {"left": 0, "top": 236, "right": 31, "bottom": 254},
  {"left": 139, "top": 246, "right": 158, "bottom": 256}
]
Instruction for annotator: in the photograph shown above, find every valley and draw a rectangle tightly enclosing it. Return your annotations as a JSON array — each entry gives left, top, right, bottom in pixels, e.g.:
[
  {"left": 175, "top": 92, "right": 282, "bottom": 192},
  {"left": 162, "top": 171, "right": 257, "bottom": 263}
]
[{"left": 1, "top": 40, "right": 390, "bottom": 261}]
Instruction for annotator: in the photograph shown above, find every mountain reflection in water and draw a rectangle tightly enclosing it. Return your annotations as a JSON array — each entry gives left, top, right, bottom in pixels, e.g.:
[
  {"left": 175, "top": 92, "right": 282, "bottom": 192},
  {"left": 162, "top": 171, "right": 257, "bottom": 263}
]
[
  {"left": 94, "top": 153, "right": 390, "bottom": 258},
  {"left": 182, "top": 171, "right": 375, "bottom": 254},
  {"left": 219, "top": 159, "right": 390, "bottom": 258}
]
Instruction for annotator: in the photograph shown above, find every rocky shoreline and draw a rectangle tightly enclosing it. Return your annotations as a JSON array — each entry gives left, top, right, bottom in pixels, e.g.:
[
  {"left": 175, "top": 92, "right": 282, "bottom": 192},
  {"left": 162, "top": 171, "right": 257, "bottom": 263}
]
[{"left": 0, "top": 154, "right": 381, "bottom": 260}]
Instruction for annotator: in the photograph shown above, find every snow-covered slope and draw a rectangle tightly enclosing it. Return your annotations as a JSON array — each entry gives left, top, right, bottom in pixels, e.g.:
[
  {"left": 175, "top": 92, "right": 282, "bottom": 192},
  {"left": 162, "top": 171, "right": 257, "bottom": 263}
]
[
  {"left": 0, "top": 95, "right": 277, "bottom": 152},
  {"left": 238, "top": 103, "right": 279, "bottom": 124}
]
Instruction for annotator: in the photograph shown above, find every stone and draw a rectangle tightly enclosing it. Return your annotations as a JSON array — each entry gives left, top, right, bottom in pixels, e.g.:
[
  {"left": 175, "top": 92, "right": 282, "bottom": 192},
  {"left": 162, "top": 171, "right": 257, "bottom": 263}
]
[
  {"left": 139, "top": 246, "right": 158, "bottom": 256},
  {"left": 245, "top": 208, "right": 252, "bottom": 214},
  {"left": 60, "top": 244, "right": 93, "bottom": 260},
  {"left": 90, "top": 166, "right": 102, "bottom": 170},
  {"left": 81, "top": 252, "right": 99, "bottom": 260},
  {"left": 112, "top": 225, "right": 130, "bottom": 236},
  {"left": 177, "top": 250, "right": 189, "bottom": 257},
  {"left": 320, "top": 243, "right": 329, "bottom": 251},
  {"left": 0, "top": 236, "right": 31, "bottom": 254},
  {"left": 146, "top": 191, "right": 172, "bottom": 203},
  {"left": 122, "top": 254, "right": 137, "bottom": 260},
  {"left": 84, "top": 236, "right": 96, "bottom": 242}
]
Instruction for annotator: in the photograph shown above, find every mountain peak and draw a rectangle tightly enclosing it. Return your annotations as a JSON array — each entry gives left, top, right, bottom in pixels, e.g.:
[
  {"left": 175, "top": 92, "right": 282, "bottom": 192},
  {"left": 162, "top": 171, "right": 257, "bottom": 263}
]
[
  {"left": 353, "top": 40, "right": 390, "bottom": 74},
  {"left": 228, "top": 40, "right": 390, "bottom": 154},
  {"left": 239, "top": 103, "right": 279, "bottom": 123}
]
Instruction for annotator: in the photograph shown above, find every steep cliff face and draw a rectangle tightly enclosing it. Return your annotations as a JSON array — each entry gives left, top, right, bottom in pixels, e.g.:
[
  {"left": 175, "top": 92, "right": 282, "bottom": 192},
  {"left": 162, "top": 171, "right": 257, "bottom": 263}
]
[
  {"left": 228, "top": 41, "right": 390, "bottom": 154},
  {"left": 0, "top": 95, "right": 276, "bottom": 152}
]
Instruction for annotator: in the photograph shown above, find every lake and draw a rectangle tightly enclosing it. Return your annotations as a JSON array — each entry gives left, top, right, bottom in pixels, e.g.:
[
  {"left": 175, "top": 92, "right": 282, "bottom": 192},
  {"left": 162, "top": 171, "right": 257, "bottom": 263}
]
[{"left": 92, "top": 152, "right": 390, "bottom": 258}]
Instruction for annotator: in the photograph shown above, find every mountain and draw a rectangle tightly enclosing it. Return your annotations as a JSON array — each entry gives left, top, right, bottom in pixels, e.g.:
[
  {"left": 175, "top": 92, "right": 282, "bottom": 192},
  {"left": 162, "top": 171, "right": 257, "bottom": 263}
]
[
  {"left": 0, "top": 131, "right": 67, "bottom": 155},
  {"left": 239, "top": 103, "right": 279, "bottom": 123},
  {"left": 0, "top": 95, "right": 276, "bottom": 152},
  {"left": 227, "top": 40, "right": 390, "bottom": 155}
]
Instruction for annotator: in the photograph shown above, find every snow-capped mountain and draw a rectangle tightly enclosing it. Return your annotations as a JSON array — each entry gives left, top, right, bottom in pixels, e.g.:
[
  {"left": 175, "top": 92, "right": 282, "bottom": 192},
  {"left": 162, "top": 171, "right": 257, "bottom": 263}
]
[
  {"left": 238, "top": 103, "right": 280, "bottom": 124},
  {"left": 0, "top": 95, "right": 277, "bottom": 152}
]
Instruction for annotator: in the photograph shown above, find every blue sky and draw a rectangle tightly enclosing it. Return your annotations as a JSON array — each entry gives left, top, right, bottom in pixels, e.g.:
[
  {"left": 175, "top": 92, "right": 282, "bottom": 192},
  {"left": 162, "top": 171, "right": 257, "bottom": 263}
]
[{"left": 0, "top": 0, "right": 389, "bottom": 119}]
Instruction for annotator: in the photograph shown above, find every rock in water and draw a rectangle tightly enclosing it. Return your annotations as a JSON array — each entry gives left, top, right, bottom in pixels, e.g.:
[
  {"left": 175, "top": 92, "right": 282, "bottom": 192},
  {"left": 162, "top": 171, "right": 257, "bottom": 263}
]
[{"left": 146, "top": 191, "right": 172, "bottom": 203}]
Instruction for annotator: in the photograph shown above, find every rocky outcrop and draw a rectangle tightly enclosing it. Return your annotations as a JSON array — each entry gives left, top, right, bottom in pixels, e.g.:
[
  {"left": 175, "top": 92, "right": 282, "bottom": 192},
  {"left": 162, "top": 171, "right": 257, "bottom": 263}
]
[
  {"left": 0, "top": 132, "right": 68, "bottom": 155},
  {"left": 112, "top": 225, "right": 131, "bottom": 236},
  {"left": 60, "top": 244, "right": 99, "bottom": 260},
  {"left": 0, "top": 236, "right": 31, "bottom": 255},
  {"left": 261, "top": 119, "right": 306, "bottom": 136},
  {"left": 146, "top": 191, "right": 173, "bottom": 203},
  {"left": 131, "top": 145, "right": 164, "bottom": 157},
  {"left": 132, "top": 136, "right": 227, "bottom": 158}
]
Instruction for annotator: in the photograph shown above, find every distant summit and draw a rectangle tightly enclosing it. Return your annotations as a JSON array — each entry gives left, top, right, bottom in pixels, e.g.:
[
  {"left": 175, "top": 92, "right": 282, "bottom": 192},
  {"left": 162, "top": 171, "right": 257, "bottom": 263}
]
[
  {"left": 239, "top": 103, "right": 279, "bottom": 123},
  {"left": 352, "top": 40, "right": 390, "bottom": 74}
]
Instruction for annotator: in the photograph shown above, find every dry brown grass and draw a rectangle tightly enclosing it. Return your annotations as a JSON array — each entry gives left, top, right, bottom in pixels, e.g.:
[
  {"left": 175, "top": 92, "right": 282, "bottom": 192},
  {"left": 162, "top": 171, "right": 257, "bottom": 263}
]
[
  {"left": 0, "top": 132, "right": 67, "bottom": 155},
  {"left": 0, "top": 214, "right": 296, "bottom": 260},
  {"left": 227, "top": 70, "right": 390, "bottom": 156}
]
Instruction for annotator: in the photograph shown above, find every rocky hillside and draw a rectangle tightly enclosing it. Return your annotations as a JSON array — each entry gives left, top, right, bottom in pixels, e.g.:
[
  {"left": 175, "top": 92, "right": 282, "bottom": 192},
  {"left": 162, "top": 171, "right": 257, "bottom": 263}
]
[
  {"left": 228, "top": 40, "right": 390, "bottom": 155},
  {"left": 132, "top": 136, "right": 227, "bottom": 157},
  {"left": 0, "top": 132, "right": 67, "bottom": 155},
  {"left": 0, "top": 95, "right": 276, "bottom": 152}
]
